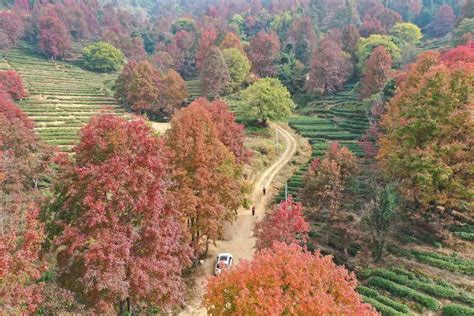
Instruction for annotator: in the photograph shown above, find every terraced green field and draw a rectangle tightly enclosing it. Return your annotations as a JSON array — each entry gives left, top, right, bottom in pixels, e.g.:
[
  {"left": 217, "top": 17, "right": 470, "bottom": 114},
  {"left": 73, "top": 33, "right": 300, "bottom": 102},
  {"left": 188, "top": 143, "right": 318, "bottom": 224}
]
[
  {"left": 357, "top": 264, "right": 474, "bottom": 315},
  {"left": 276, "top": 85, "right": 369, "bottom": 202},
  {"left": 185, "top": 79, "right": 201, "bottom": 101},
  {"left": 451, "top": 224, "right": 474, "bottom": 242},
  {"left": 276, "top": 84, "right": 474, "bottom": 316},
  {"left": 1, "top": 45, "right": 128, "bottom": 152}
]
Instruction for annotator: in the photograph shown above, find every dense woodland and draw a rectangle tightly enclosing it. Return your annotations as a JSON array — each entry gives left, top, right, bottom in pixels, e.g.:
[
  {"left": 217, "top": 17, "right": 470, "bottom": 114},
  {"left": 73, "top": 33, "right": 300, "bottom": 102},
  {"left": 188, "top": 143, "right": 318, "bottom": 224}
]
[{"left": 0, "top": 0, "right": 473, "bottom": 314}]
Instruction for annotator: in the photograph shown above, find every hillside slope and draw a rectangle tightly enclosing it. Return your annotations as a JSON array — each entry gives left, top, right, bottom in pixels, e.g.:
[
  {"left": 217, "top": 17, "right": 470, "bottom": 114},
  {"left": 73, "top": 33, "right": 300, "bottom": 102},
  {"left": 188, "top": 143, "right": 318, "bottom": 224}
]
[
  {"left": 276, "top": 84, "right": 369, "bottom": 202},
  {"left": 1, "top": 45, "right": 128, "bottom": 152}
]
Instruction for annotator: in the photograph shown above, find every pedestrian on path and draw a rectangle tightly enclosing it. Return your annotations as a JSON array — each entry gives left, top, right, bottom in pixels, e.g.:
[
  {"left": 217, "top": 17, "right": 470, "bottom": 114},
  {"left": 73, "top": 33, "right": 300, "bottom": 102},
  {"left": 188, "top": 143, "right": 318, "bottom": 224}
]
[
  {"left": 252, "top": 205, "right": 256, "bottom": 216},
  {"left": 262, "top": 186, "right": 266, "bottom": 196}
]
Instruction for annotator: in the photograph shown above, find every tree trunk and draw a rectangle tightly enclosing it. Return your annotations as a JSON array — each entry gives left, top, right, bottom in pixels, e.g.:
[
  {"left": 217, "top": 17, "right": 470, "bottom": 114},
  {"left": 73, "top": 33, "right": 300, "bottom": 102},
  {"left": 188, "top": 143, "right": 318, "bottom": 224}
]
[
  {"left": 373, "top": 238, "right": 385, "bottom": 263},
  {"left": 204, "top": 236, "right": 210, "bottom": 256},
  {"left": 119, "top": 300, "right": 126, "bottom": 315},
  {"left": 127, "top": 297, "right": 131, "bottom": 314}
]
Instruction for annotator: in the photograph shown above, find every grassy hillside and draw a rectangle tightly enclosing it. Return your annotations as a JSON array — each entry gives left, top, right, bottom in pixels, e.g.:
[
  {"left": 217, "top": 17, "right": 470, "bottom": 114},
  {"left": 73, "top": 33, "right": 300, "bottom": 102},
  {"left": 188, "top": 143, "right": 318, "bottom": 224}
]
[{"left": 1, "top": 44, "right": 128, "bottom": 152}]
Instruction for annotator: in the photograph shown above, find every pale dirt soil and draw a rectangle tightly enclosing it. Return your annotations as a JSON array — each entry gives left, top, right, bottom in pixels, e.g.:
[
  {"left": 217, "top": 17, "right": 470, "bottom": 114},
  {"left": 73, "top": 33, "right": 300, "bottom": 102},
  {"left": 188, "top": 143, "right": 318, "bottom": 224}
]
[
  {"left": 175, "top": 123, "right": 298, "bottom": 316},
  {"left": 150, "top": 122, "right": 171, "bottom": 134}
]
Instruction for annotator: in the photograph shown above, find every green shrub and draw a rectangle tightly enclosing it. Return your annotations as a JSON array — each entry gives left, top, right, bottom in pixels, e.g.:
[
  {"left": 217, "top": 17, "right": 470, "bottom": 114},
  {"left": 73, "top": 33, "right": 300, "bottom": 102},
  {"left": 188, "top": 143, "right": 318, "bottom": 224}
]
[
  {"left": 367, "top": 277, "right": 440, "bottom": 310},
  {"left": 410, "top": 252, "right": 474, "bottom": 276},
  {"left": 389, "top": 23, "right": 422, "bottom": 45},
  {"left": 83, "top": 42, "right": 124, "bottom": 73},
  {"left": 367, "top": 268, "right": 474, "bottom": 306},
  {"left": 442, "top": 304, "right": 474, "bottom": 316},
  {"left": 357, "top": 34, "right": 401, "bottom": 70},
  {"left": 360, "top": 295, "right": 407, "bottom": 316},
  {"left": 358, "top": 286, "right": 411, "bottom": 313},
  {"left": 454, "top": 232, "right": 474, "bottom": 241},
  {"left": 387, "top": 246, "right": 474, "bottom": 276}
]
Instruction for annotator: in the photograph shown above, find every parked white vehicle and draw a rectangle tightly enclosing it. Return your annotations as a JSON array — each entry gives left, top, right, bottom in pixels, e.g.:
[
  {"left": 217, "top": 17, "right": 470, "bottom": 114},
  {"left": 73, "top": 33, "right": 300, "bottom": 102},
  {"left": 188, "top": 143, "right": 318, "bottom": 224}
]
[{"left": 214, "top": 253, "right": 233, "bottom": 275}]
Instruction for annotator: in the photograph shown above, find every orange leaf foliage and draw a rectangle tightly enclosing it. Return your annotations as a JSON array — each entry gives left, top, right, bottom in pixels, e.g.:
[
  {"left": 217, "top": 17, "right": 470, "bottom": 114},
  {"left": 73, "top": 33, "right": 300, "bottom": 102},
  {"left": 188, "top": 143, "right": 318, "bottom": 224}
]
[
  {"left": 219, "top": 32, "right": 244, "bottom": 53},
  {"left": 166, "top": 100, "right": 243, "bottom": 259},
  {"left": 378, "top": 47, "right": 474, "bottom": 209},
  {"left": 204, "top": 243, "right": 377, "bottom": 315}
]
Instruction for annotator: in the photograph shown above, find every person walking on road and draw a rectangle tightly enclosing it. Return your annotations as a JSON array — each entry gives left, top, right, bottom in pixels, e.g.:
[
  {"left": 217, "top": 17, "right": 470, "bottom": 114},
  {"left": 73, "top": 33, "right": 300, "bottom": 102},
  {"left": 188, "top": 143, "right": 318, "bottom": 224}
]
[
  {"left": 262, "top": 186, "right": 266, "bottom": 196},
  {"left": 252, "top": 205, "right": 256, "bottom": 216}
]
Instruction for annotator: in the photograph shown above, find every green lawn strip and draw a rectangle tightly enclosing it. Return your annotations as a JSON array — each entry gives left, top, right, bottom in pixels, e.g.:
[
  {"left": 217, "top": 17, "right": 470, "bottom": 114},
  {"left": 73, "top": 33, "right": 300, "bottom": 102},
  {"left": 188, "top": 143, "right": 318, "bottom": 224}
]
[
  {"left": 367, "top": 277, "right": 440, "bottom": 310},
  {"left": 46, "top": 140, "right": 78, "bottom": 146},
  {"left": 410, "top": 251, "right": 474, "bottom": 276},
  {"left": 387, "top": 245, "right": 474, "bottom": 276},
  {"left": 358, "top": 286, "right": 411, "bottom": 313},
  {"left": 451, "top": 225, "right": 474, "bottom": 233},
  {"left": 453, "top": 232, "right": 474, "bottom": 241},
  {"left": 367, "top": 268, "right": 474, "bottom": 306},
  {"left": 442, "top": 303, "right": 474, "bottom": 316},
  {"left": 360, "top": 295, "right": 408, "bottom": 316}
]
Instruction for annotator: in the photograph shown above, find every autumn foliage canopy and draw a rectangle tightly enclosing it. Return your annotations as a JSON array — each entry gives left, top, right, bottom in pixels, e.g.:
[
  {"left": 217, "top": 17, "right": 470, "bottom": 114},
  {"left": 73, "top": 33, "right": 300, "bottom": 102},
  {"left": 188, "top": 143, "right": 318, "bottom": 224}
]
[
  {"left": 378, "top": 46, "right": 474, "bottom": 210},
  {"left": 115, "top": 61, "right": 187, "bottom": 117},
  {"left": 166, "top": 99, "right": 245, "bottom": 259},
  {"left": 38, "top": 11, "right": 72, "bottom": 58},
  {"left": 48, "top": 115, "right": 192, "bottom": 313},
  {"left": 204, "top": 243, "right": 377, "bottom": 315},
  {"left": 254, "top": 197, "right": 309, "bottom": 250},
  {"left": 0, "top": 70, "right": 28, "bottom": 100},
  {"left": 0, "top": 98, "right": 50, "bottom": 313},
  {"left": 302, "top": 142, "right": 358, "bottom": 212},
  {"left": 360, "top": 45, "right": 393, "bottom": 98}
]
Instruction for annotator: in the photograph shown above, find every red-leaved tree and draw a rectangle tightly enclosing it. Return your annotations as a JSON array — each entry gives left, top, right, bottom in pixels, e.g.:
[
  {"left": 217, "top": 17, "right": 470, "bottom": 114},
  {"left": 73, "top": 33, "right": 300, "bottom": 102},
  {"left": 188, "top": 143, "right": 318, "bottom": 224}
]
[
  {"left": 115, "top": 61, "right": 160, "bottom": 113},
  {"left": 48, "top": 115, "right": 191, "bottom": 313},
  {"left": 200, "top": 46, "right": 230, "bottom": 98},
  {"left": 166, "top": 101, "right": 243, "bottom": 260},
  {"left": 0, "top": 70, "right": 28, "bottom": 100},
  {"left": 204, "top": 243, "right": 377, "bottom": 315},
  {"left": 115, "top": 61, "right": 187, "bottom": 118},
  {"left": 440, "top": 42, "right": 474, "bottom": 68},
  {"left": 160, "top": 69, "right": 188, "bottom": 116},
  {"left": 426, "top": 4, "right": 456, "bottom": 37},
  {"left": 0, "top": 11, "right": 25, "bottom": 49},
  {"left": 378, "top": 49, "right": 474, "bottom": 210},
  {"left": 0, "top": 96, "right": 51, "bottom": 314},
  {"left": 0, "top": 206, "right": 46, "bottom": 314},
  {"left": 55, "top": 0, "right": 97, "bottom": 40},
  {"left": 166, "top": 30, "right": 197, "bottom": 79},
  {"left": 219, "top": 32, "right": 244, "bottom": 53},
  {"left": 196, "top": 28, "right": 217, "bottom": 71},
  {"left": 303, "top": 142, "right": 358, "bottom": 212},
  {"left": 38, "top": 11, "right": 71, "bottom": 59},
  {"left": 197, "top": 97, "right": 251, "bottom": 164},
  {"left": 302, "top": 143, "right": 359, "bottom": 258},
  {"left": 306, "top": 38, "right": 352, "bottom": 95},
  {"left": 101, "top": 32, "right": 147, "bottom": 61},
  {"left": 360, "top": 46, "right": 393, "bottom": 99},
  {"left": 360, "top": 4, "right": 402, "bottom": 36},
  {"left": 248, "top": 31, "right": 281, "bottom": 77},
  {"left": 254, "top": 197, "right": 309, "bottom": 250}
]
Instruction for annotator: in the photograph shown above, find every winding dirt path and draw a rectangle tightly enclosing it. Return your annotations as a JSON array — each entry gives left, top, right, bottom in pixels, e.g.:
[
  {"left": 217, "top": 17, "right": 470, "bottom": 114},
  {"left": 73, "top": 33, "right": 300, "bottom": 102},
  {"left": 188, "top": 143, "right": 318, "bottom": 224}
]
[{"left": 179, "top": 123, "right": 298, "bottom": 315}]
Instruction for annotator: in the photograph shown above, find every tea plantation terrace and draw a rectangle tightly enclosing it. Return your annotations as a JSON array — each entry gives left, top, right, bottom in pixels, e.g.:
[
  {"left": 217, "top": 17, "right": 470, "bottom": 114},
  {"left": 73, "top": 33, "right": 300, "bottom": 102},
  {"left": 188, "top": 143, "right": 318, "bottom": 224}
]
[
  {"left": 1, "top": 45, "right": 128, "bottom": 152},
  {"left": 276, "top": 85, "right": 369, "bottom": 203}
]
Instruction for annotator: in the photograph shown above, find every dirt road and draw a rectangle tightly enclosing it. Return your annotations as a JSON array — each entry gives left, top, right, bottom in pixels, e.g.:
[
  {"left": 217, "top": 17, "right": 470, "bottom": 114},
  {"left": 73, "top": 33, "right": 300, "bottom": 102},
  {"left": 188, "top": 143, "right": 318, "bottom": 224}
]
[{"left": 179, "top": 123, "right": 298, "bottom": 315}]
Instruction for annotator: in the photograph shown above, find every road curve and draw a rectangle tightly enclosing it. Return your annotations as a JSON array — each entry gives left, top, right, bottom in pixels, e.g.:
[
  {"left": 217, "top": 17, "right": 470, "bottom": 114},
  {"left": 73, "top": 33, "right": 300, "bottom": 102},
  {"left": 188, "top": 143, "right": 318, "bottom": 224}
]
[{"left": 179, "top": 123, "right": 298, "bottom": 315}]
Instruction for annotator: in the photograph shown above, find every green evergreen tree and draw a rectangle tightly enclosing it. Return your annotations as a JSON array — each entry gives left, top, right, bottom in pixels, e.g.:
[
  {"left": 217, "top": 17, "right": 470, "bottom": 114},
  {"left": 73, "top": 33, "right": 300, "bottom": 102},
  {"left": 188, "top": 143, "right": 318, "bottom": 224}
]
[{"left": 83, "top": 42, "right": 124, "bottom": 73}]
